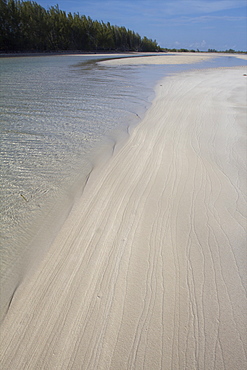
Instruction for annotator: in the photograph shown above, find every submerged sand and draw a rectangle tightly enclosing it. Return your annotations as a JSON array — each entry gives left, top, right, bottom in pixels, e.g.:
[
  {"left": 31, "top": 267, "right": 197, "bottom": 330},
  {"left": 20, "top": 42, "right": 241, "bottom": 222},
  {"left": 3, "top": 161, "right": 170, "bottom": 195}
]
[{"left": 0, "top": 63, "right": 246, "bottom": 369}]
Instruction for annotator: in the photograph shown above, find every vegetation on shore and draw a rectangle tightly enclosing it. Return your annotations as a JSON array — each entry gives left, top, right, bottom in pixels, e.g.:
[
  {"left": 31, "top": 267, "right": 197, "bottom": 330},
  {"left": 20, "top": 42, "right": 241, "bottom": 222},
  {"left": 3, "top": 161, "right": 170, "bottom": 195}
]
[
  {"left": 0, "top": 0, "right": 161, "bottom": 52},
  {"left": 162, "top": 48, "right": 246, "bottom": 54},
  {"left": 207, "top": 48, "right": 246, "bottom": 54}
]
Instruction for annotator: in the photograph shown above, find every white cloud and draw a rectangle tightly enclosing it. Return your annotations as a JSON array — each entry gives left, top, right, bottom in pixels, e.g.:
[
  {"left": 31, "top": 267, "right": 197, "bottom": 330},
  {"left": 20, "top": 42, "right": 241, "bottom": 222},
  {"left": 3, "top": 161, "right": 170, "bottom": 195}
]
[
  {"left": 159, "top": 0, "right": 246, "bottom": 16},
  {"left": 161, "top": 14, "right": 246, "bottom": 27},
  {"left": 67, "top": 0, "right": 246, "bottom": 20}
]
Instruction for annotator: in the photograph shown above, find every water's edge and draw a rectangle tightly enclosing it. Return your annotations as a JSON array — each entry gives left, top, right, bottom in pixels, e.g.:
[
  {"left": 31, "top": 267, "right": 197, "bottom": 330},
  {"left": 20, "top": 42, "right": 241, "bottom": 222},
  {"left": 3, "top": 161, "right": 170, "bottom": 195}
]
[{"left": 1, "top": 54, "right": 246, "bottom": 322}]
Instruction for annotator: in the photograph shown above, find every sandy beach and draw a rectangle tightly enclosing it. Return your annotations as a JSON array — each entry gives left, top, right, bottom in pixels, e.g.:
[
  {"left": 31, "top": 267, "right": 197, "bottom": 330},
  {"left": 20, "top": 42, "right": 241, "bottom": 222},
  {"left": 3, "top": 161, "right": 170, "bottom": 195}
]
[
  {"left": 99, "top": 51, "right": 216, "bottom": 65},
  {"left": 0, "top": 58, "right": 246, "bottom": 369},
  {"left": 98, "top": 51, "right": 247, "bottom": 66}
]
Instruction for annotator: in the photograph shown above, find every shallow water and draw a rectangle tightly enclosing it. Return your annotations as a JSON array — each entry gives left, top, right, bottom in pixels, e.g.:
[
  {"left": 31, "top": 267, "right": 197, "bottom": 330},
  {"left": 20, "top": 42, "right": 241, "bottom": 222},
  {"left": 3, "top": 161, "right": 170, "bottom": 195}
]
[
  {"left": 0, "top": 54, "right": 162, "bottom": 317},
  {"left": 0, "top": 53, "right": 246, "bottom": 318}
]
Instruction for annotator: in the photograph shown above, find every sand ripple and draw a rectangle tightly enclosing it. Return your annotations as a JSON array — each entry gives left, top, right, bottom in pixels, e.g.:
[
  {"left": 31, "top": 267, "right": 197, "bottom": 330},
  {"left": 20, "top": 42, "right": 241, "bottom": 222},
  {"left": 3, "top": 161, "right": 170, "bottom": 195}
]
[{"left": 0, "top": 67, "right": 246, "bottom": 370}]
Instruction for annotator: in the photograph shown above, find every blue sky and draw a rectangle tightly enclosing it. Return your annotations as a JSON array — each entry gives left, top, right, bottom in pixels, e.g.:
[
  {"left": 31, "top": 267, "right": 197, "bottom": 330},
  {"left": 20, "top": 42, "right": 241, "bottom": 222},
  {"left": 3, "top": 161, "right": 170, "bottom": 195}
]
[{"left": 37, "top": 0, "right": 247, "bottom": 51}]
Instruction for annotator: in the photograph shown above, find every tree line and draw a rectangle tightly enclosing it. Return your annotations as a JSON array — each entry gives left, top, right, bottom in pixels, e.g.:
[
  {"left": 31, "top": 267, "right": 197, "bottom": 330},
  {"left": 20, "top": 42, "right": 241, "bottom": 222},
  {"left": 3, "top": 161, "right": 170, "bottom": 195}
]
[
  {"left": 207, "top": 48, "right": 246, "bottom": 54},
  {"left": 0, "top": 0, "right": 161, "bottom": 52}
]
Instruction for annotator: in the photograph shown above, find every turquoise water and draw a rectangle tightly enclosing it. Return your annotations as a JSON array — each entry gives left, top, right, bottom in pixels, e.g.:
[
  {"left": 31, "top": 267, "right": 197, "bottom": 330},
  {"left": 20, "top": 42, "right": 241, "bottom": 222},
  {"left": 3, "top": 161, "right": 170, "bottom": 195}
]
[{"left": 0, "top": 53, "right": 246, "bottom": 319}]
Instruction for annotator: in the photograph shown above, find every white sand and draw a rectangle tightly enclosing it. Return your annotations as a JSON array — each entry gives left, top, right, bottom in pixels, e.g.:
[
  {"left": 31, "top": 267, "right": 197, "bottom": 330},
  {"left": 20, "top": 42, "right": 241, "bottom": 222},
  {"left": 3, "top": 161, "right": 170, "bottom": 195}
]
[
  {"left": 229, "top": 54, "right": 247, "bottom": 61},
  {"left": 0, "top": 65, "right": 246, "bottom": 369},
  {"left": 99, "top": 52, "right": 216, "bottom": 66}
]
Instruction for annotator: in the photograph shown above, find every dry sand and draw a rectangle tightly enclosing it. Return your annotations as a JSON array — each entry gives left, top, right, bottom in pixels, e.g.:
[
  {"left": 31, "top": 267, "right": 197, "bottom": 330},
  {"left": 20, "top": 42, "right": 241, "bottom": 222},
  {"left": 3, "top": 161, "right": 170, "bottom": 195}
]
[
  {"left": 99, "top": 52, "right": 216, "bottom": 66},
  {"left": 229, "top": 54, "right": 247, "bottom": 61},
  {"left": 0, "top": 63, "right": 246, "bottom": 369}
]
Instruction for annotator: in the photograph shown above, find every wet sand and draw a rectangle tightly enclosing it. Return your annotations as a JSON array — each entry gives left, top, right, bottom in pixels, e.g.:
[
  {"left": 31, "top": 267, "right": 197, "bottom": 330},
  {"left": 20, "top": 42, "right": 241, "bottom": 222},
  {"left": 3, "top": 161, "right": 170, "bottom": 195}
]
[{"left": 0, "top": 61, "right": 246, "bottom": 369}]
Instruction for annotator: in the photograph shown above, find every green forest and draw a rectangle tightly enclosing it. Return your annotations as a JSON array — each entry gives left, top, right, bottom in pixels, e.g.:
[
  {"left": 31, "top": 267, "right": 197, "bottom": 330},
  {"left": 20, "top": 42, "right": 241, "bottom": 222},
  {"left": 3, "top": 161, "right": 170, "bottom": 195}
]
[{"left": 0, "top": 0, "right": 161, "bottom": 52}]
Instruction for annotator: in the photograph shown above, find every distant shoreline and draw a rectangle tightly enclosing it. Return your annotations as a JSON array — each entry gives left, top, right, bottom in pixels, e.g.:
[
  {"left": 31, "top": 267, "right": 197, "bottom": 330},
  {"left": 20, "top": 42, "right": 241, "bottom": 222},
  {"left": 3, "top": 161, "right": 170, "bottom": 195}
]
[
  {"left": 1, "top": 50, "right": 246, "bottom": 59},
  {"left": 0, "top": 50, "right": 148, "bottom": 58}
]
